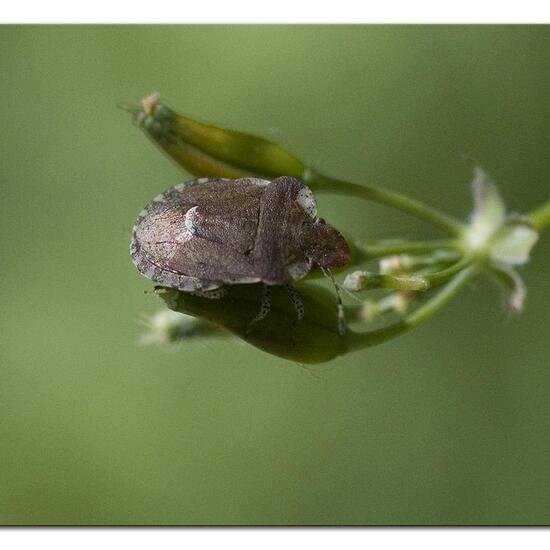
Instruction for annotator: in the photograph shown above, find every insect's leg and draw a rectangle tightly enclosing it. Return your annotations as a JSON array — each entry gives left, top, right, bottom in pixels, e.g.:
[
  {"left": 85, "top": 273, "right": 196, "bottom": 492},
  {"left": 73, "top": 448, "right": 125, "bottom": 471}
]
[
  {"left": 190, "top": 288, "right": 227, "bottom": 299},
  {"left": 335, "top": 295, "right": 346, "bottom": 336},
  {"left": 284, "top": 284, "right": 304, "bottom": 321},
  {"left": 248, "top": 284, "right": 272, "bottom": 327}
]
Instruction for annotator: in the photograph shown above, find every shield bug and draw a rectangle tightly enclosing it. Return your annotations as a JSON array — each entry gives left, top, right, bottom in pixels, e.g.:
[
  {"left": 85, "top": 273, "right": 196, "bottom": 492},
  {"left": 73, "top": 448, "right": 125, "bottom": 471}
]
[{"left": 130, "top": 176, "right": 350, "bottom": 333}]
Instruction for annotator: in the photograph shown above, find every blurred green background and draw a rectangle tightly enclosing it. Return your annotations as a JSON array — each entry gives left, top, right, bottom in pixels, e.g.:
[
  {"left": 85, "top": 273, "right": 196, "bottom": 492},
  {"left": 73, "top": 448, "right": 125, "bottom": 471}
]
[{"left": 1, "top": 25, "right": 550, "bottom": 525}]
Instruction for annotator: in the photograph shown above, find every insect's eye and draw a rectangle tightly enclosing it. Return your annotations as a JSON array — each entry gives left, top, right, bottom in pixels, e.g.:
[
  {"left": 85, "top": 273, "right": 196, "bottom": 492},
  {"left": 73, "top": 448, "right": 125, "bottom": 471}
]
[{"left": 318, "top": 218, "right": 326, "bottom": 225}]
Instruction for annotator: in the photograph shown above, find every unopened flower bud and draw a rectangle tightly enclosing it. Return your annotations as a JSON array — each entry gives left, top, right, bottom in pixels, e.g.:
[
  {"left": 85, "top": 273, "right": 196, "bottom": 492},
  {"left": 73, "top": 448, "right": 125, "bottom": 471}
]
[
  {"left": 379, "top": 254, "right": 413, "bottom": 274},
  {"left": 360, "top": 301, "right": 380, "bottom": 322},
  {"left": 344, "top": 270, "right": 428, "bottom": 292},
  {"left": 126, "top": 93, "right": 307, "bottom": 180},
  {"left": 156, "top": 283, "right": 348, "bottom": 364},
  {"left": 344, "top": 271, "right": 369, "bottom": 291},
  {"left": 140, "top": 309, "right": 196, "bottom": 345}
]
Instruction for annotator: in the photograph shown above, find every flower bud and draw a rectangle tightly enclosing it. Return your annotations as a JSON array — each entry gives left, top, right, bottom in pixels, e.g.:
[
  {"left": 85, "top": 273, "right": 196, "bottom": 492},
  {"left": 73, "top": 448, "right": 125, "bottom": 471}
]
[
  {"left": 127, "top": 93, "right": 307, "bottom": 179},
  {"left": 379, "top": 254, "right": 413, "bottom": 274},
  {"left": 359, "top": 292, "right": 410, "bottom": 324},
  {"left": 359, "top": 301, "right": 380, "bottom": 323},
  {"left": 343, "top": 270, "right": 429, "bottom": 292},
  {"left": 156, "top": 282, "right": 348, "bottom": 364},
  {"left": 139, "top": 309, "right": 224, "bottom": 345}
]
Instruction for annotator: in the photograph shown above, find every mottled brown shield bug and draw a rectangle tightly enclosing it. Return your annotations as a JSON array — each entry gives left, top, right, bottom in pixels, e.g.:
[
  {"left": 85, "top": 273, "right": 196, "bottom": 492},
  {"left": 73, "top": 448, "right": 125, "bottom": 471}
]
[{"left": 130, "top": 176, "right": 350, "bottom": 333}]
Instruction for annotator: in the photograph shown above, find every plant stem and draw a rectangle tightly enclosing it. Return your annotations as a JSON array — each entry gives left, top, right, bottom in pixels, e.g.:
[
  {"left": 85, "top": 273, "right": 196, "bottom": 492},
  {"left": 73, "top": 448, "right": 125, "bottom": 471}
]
[
  {"left": 422, "top": 255, "right": 473, "bottom": 286},
  {"left": 528, "top": 199, "right": 550, "bottom": 232},
  {"left": 354, "top": 238, "right": 460, "bottom": 259},
  {"left": 305, "top": 171, "right": 466, "bottom": 236},
  {"left": 405, "top": 264, "right": 477, "bottom": 327},
  {"left": 347, "top": 265, "right": 478, "bottom": 350}
]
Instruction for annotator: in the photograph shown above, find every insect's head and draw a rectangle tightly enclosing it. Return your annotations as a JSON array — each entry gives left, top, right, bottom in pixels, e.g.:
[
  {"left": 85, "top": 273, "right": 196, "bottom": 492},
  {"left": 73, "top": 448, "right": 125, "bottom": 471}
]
[{"left": 301, "top": 217, "right": 351, "bottom": 269}]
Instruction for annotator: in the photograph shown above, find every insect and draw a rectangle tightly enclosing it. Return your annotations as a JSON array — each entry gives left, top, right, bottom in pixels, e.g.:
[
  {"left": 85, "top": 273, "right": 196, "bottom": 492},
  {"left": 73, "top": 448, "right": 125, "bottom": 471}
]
[{"left": 130, "top": 176, "right": 350, "bottom": 333}]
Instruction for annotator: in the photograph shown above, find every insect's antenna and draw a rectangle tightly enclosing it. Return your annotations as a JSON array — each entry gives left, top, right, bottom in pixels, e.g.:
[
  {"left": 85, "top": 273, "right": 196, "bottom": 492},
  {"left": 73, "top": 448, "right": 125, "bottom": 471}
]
[
  {"left": 321, "top": 267, "right": 346, "bottom": 336},
  {"left": 334, "top": 279, "right": 363, "bottom": 304}
]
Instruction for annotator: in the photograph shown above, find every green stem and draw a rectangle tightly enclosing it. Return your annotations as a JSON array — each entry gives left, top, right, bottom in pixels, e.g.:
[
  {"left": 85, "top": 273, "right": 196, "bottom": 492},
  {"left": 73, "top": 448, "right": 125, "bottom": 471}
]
[
  {"left": 346, "top": 265, "right": 478, "bottom": 350},
  {"left": 406, "top": 265, "right": 477, "bottom": 327},
  {"left": 306, "top": 171, "right": 466, "bottom": 236},
  {"left": 354, "top": 238, "right": 460, "bottom": 259},
  {"left": 528, "top": 199, "right": 550, "bottom": 232},
  {"left": 423, "top": 255, "right": 473, "bottom": 286}
]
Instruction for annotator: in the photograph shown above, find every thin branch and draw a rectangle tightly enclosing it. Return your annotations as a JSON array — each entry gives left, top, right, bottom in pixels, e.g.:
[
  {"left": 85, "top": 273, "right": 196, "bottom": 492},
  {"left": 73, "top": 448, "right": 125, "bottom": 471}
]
[
  {"left": 306, "top": 172, "right": 466, "bottom": 236},
  {"left": 354, "top": 238, "right": 460, "bottom": 260}
]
